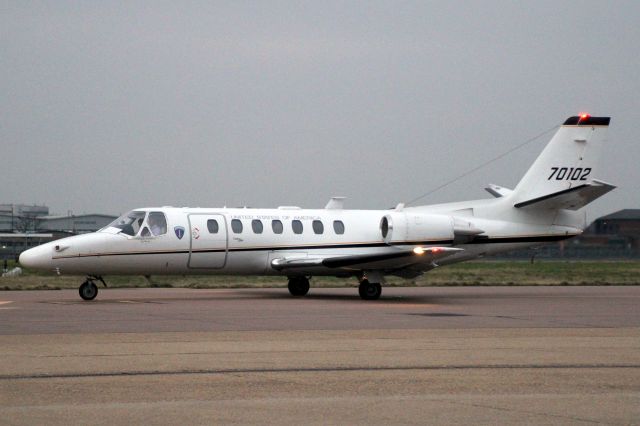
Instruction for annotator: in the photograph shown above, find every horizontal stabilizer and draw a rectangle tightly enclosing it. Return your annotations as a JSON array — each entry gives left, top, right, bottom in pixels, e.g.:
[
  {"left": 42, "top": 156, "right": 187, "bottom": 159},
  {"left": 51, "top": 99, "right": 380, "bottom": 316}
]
[
  {"left": 271, "top": 247, "right": 462, "bottom": 271},
  {"left": 514, "top": 180, "right": 616, "bottom": 210},
  {"left": 485, "top": 184, "right": 513, "bottom": 198}
]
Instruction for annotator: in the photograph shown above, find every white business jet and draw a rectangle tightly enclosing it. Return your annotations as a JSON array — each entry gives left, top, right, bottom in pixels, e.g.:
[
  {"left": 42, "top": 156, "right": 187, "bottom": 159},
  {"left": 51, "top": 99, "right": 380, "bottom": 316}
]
[{"left": 20, "top": 114, "right": 614, "bottom": 301}]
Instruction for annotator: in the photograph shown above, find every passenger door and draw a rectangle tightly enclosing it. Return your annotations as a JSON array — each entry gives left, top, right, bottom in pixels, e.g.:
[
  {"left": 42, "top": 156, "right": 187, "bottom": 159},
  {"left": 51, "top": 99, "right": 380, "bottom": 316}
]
[{"left": 188, "top": 214, "right": 228, "bottom": 269}]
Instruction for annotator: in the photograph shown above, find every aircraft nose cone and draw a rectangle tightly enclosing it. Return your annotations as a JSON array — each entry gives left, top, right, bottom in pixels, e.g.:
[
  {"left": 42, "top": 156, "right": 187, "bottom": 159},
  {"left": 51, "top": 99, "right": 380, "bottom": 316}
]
[{"left": 19, "top": 244, "right": 52, "bottom": 271}]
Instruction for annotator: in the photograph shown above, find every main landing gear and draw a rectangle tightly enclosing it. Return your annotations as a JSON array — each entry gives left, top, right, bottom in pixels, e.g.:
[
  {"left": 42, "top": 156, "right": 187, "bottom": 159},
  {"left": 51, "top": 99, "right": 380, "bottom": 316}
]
[
  {"left": 358, "top": 280, "right": 382, "bottom": 300},
  {"left": 288, "top": 276, "right": 310, "bottom": 297},
  {"left": 285, "top": 272, "right": 384, "bottom": 300},
  {"left": 358, "top": 271, "right": 384, "bottom": 300},
  {"left": 79, "top": 276, "right": 106, "bottom": 301}
]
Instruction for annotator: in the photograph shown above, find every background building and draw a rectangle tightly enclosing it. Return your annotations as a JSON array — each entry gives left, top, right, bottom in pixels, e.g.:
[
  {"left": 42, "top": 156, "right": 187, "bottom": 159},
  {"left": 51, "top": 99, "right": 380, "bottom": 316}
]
[
  {"left": 39, "top": 214, "right": 120, "bottom": 235},
  {"left": 570, "top": 209, "right": 640, "bottom": 257},
  {"left": 490, "top": 209, "right": 640, "bottom": 259},
  {"left": 0, "top": 204, "right": 116, "bottom": 260},
  {"left": 0, "top": 204, "right": 48, "bottom": 233}
]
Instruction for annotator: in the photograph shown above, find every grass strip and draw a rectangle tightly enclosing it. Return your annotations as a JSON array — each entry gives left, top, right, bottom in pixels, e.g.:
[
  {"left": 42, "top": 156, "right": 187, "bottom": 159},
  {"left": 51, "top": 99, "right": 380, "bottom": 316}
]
[{"left": 1, "top": 260, "right": 639, "bottom": 290}]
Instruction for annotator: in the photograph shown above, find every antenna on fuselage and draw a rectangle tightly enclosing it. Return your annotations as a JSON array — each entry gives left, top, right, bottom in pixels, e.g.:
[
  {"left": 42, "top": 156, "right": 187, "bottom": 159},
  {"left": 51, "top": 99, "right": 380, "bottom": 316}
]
[{"left": 325, "top": 197, "right": 346, "bottom": 210}]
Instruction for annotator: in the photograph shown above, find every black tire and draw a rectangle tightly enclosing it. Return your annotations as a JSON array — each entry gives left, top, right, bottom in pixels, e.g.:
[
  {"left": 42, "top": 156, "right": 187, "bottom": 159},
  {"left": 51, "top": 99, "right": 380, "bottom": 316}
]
[
  {"left": 288, "top": 277, "right": 310, "bottom": 296},
  {"left": 79, "top": 281, "right": 98, "bottom": 301},
  {"left": 358, "top": 280, "right": 381, "bottom": 300}
]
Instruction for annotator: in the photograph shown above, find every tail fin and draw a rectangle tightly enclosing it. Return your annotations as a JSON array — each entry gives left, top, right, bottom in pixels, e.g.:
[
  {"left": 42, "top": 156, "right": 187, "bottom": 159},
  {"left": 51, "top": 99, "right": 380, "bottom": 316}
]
[{"left": 511, "top": 115, "right": 615, "bottom": 210}]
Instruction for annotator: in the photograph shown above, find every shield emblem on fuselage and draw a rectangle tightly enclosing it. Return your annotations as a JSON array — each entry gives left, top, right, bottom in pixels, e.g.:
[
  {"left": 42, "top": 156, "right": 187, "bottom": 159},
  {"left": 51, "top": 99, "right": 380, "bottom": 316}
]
[{"left": 174, "top": 226, "right": 185, "bottom": 239}]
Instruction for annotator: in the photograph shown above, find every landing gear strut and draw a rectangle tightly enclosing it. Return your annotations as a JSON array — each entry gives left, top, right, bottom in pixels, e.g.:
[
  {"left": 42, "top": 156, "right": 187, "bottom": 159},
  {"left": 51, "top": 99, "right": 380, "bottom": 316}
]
[
  {"left": 358, "top": 280, "right": 382, "bottom": 300},
  {"left": 288, "top": 276, "right": 310, "bottom": 297},
  {"left": 79, "top": 276, "right": 106, "bottom": 301}
]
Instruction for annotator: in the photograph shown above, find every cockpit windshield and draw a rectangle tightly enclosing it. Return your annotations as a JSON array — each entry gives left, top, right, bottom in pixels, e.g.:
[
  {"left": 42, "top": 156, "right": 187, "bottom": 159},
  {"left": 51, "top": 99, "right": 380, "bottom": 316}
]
[
  {"left": 105, "top": 211, "right": 147, "bottom": 236},
  {"left": 102, "top": 210, "right": 169, "bottom": 237}
]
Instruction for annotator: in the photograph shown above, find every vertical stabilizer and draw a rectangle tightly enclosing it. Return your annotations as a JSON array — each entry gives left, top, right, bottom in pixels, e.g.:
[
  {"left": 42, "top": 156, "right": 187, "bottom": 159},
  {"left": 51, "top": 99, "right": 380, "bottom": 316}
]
[{"left": 512, "top": 115, "right": 610, "bottom": 207}]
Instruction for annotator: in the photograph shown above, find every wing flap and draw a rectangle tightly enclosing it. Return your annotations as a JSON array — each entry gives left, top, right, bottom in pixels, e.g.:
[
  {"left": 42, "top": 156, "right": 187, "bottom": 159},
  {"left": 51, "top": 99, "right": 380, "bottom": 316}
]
[
  {"left": 271, "top": 247, "right": 462, "bottom": 271},
  {"left": 514, "top": 180, "right": 616, "bottom": 210},
  {"left": 271, "top": 257, "right": 324, "bottom": 270}
]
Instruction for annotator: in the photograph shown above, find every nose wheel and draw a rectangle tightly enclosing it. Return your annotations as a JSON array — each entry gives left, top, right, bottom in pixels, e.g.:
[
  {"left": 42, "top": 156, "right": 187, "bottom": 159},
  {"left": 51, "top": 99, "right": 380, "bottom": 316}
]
[
  {"left": 78, "top": 276, "right": 106, "bottom": 301},
  {"left": 79, "top": 280, "right": 98, "bottom": 300}
]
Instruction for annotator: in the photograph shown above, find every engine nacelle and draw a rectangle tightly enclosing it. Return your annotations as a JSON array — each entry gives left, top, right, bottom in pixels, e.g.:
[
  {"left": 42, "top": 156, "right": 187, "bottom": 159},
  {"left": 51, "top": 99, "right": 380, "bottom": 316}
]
[{"left": 380, "top": 212, "right": 455, "bottom": 244}]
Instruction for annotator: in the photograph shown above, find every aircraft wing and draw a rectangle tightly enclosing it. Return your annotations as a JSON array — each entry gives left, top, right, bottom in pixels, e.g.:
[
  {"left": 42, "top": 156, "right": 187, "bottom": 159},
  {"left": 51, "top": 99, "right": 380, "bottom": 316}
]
[
  {"left": 271, "top": 247, "right": 463, "bottom": 272},
  {"left": 514, "top": 179, "right": 616, "bottom": 210}
]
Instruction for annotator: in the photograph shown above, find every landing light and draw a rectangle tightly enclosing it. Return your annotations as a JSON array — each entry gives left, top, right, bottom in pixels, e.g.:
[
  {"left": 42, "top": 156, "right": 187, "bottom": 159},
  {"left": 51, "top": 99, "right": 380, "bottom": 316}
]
[{"left": 413, "top": 247, "right": 442, "bottom": 255}]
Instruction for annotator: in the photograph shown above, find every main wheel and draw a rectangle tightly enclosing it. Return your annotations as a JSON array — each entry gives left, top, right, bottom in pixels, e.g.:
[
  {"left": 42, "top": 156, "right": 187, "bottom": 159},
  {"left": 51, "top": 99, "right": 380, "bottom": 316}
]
[
  {"left": 358, "top": 280, "right": 382, "bottom": 300},
  {"left": 79, "top": 280, "right": 98, "bottom": 301},
  {"left": 288, "top": 277, "right": 310, "bottom": 296}
]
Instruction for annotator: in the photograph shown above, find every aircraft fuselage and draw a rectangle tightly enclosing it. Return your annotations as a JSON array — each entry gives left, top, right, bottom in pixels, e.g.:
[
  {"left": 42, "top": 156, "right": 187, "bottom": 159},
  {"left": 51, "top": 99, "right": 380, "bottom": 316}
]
[{"left": 21, "top": 204, "right": 581, "bottom": 277}]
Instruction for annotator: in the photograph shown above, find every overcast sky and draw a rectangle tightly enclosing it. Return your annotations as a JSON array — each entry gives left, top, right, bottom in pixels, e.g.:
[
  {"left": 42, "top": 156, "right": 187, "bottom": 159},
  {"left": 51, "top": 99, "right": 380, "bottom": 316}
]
[{"left": 2, "top": 1, "right": 639, "bottom": 220}]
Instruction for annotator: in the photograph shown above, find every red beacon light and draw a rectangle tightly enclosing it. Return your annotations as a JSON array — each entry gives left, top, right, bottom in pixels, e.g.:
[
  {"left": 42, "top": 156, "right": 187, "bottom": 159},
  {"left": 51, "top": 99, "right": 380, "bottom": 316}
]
[{"left": 578, "top": 113, "right": 591, "bottom": 121}]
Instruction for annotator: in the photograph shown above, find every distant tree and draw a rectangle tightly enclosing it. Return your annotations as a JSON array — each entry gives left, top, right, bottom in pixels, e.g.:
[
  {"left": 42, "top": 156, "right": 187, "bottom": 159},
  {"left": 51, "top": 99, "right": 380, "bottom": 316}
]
[{"left": 14, "top": 215, "right": 37, "bottom": 233}]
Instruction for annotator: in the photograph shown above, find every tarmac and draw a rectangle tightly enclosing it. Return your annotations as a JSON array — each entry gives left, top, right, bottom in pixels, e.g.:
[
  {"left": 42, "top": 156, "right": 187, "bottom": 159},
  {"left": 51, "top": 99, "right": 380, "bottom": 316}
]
[{"left": 1, "top": 286, "right": 639, "bottom": 425}]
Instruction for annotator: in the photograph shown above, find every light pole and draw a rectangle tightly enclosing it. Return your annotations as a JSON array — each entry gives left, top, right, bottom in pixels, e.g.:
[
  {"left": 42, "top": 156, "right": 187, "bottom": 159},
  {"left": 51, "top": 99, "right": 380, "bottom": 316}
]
[{"left": 1, "top": 245, "right": 7, "bottom": 272}]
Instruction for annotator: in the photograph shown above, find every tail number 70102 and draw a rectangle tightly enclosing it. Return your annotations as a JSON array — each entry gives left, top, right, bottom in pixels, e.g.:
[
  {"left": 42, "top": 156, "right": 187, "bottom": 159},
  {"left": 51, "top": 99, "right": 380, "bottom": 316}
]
[{"left": 548, "top": 167, "right": 591, "bottom": 181}]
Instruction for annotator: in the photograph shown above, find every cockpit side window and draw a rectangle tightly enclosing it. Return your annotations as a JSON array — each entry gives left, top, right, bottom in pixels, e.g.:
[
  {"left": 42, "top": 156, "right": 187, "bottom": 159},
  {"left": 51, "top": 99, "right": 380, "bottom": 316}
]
[{"left": 147, "top": 212, "right": 168, "bottom": 236}]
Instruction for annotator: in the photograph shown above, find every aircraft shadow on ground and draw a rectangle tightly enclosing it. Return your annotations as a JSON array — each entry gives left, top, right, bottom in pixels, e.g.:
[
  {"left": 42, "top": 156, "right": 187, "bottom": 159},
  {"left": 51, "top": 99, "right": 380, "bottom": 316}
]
[
  {"left": 45, "top": 285, "right": 571, "bottom": 305},
  {"left": 42, "top": 288, "right": 459, "bottom": 306},
  {"left": 247, "top": 289, "right": 451, "bottom": 304}
]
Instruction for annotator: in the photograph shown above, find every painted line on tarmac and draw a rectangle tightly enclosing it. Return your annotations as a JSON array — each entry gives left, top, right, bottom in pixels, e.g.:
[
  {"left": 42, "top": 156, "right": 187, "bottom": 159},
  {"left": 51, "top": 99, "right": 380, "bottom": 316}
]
[
  {"left": 39, "top": 300, "right": 165, "bottom": 305},
  {"left": 0, "top": 301, "right": 18, "bottom": 310},
  {"left": 1, "top": 363, "right": 639, "bottom": 381}
]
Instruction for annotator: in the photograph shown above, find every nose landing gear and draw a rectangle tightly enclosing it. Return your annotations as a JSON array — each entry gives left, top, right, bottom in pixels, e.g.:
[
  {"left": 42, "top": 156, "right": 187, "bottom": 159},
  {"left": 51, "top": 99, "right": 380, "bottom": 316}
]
[{"left": 79, "top": 276, "right": 106, "bottom": 301}]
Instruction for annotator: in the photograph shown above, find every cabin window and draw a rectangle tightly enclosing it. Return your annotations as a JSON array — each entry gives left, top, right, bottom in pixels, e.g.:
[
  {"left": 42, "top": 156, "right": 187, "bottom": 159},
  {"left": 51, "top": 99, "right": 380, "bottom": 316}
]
[
  {"left": 252, "top": 219, "right": 263, "bottom": 234},
  {"left": 312, "top": 220, "right": 324, "bottom": 234},
  {"left": 231, "top": 219, "right": 243, "bottom": 233},
  {"left": 272, "top": 220, "right": 283, "bottom": 234},
  {"left": 333, "top": 220, "right": 345, "bottom": 235},
  {"left": 207, "top": 219, "right": 219, "bottom": 234},
  {"left": 147, "top": 212, "right": 168, "bottom": 236},
  {"left": 292, "top": 220, "right": 303, "bottom": 234}
]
